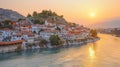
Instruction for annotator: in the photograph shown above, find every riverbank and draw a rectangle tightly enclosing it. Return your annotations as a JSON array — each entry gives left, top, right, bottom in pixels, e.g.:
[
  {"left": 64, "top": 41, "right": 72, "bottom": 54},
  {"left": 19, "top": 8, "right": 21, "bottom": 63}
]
[{"left": 0, "top": 37, "right": 100, "bottom": 54}]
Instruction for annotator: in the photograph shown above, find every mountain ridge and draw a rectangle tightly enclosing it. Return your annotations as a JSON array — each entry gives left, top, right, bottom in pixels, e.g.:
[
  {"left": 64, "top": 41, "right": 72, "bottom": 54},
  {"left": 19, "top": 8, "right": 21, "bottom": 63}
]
[{"left": 0, "top": 8, "right": 25, "bottom": 21}]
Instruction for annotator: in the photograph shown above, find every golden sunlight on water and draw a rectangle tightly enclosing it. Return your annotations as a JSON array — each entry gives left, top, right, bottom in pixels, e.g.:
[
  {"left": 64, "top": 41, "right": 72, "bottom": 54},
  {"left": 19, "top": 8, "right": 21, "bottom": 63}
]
[
  {"left": 89, "top": 44, "right": 96, "bottom": 59},
  {"left": 86, "top": 43, "right": 96, "bottom": 67}
]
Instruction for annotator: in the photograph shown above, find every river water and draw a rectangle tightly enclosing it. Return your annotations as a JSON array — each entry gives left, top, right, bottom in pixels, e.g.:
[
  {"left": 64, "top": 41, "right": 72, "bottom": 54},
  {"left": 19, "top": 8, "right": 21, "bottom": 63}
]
[{"left": 0, "top": 34, "right": 120, "bottom": 67}]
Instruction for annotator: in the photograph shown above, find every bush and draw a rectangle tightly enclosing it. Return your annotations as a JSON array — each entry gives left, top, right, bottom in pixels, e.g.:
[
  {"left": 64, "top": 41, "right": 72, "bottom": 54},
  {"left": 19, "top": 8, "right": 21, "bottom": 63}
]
[
  {"left": 49, "top": 35, "right": 63, "bottom": 46},
  {"left": 16, "top": 45, "right": 22, "bottom": 51},
  {"left": 34, "top": 20, "right": 45, "bottom": 24},
  {"left": 90, "top": 29, "right": 98, "bottom": 37}
]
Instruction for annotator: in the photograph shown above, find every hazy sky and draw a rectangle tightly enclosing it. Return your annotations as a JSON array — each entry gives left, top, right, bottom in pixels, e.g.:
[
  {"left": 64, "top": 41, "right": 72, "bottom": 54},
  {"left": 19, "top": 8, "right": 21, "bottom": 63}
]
[{"left": 0, "top": 0, "right": 120, "bottom": 25}]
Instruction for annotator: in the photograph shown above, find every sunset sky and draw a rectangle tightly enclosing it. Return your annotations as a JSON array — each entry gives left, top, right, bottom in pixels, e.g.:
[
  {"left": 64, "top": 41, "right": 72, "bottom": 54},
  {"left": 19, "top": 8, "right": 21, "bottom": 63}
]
[{"left": 0, "top": 0, "right": 120, "bottom": 25}]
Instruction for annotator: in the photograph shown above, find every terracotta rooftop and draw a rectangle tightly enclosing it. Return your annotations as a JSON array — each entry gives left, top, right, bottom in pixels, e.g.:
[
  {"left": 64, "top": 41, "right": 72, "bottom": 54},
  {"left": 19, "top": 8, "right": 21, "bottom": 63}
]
[{"left": 0, "top": 40, "right": 24, "bottom": 46}]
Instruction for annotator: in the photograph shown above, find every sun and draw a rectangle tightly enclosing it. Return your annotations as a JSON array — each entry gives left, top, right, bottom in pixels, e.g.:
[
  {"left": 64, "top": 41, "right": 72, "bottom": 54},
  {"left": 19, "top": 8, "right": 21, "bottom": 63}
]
[{"left": 90, "top": 12, "right": 95, "bottom": 17}]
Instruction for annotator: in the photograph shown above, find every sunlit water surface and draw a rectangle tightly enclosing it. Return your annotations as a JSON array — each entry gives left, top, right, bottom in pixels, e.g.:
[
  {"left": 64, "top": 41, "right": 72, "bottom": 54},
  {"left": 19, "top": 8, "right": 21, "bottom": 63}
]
[{"left": 0, "top": 34, "right": 120, "bottom": 67}]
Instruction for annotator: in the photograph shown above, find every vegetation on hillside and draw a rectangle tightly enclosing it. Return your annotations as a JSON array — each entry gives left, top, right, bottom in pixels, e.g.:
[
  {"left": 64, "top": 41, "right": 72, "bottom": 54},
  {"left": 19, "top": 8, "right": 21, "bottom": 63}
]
[
  {"left": 39, "top": 39, "right": 48, "bottom": 48},
  {"left": 15, "top": 45, "right": 22, "bottom": 51},
  {"left": 49, "top": 35, "right": 63, "bottom": 46},
  {"left": 0, "top": 20, "right": 13, "bottom": 29},
  {"left": 55, "top": 27, "right": 61, "bottom": 31},
  {"left": 27, "top": 10, "right": 65, "bottom": 24},
  {"left": 89, "top": 29, "right": 98, "bottom": 37}
]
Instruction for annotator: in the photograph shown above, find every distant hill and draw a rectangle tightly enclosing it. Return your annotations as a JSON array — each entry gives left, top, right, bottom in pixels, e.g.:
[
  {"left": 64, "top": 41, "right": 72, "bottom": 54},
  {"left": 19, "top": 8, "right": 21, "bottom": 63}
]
[
  {"left": 91, "top": 18, "right": 120, "bottom": 29},
  {"left": 0, "top": 8, "right": 25, "bottom": 21}
]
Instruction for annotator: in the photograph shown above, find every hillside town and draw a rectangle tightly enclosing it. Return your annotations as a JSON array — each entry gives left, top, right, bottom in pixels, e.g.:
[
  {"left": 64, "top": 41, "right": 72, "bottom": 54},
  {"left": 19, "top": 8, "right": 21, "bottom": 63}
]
[{"left": 0, "top": 9, "right": 98, "bottom": 53}]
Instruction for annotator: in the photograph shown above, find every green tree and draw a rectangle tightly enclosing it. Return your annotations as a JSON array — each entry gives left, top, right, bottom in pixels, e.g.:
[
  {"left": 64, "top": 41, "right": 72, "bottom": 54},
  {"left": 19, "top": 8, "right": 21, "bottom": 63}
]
[
  {"left": 56, "top": 27, "right": 61, "bottom": 31},
  {"left": 27, "top": 14, "right": 32, "bottom": 17},
  {"left": 39, "top": 39, "right": 48, "bottom": 48},
  {"left": 18, "top": 18, "right": 24, "bottom": 22},
  {"left": 2, "top": 20, "right": 11, "bottom": 25},
  {"left": 90, "top": 29, "right": 98, "bottom": 37},
  {"left": 0, "top": 20, "right": 13, "bottom": 29},
  {"left": 59, "top": 15, "right": 63, "bottom": 18},
  {"left": 33, "top": 20, "right": 44, "bottom": 24},
  {"left": 33, "top": 11, "right": 38, "bottom": 17},
  {"left": 28, "top": 44, "right": 33, "bottom": 48},
  {"left": 49, "top": 35, "right": 63, "bottom": 46},
  {"left": 16, "top": 45, "right": 22, "bottom": 51}
]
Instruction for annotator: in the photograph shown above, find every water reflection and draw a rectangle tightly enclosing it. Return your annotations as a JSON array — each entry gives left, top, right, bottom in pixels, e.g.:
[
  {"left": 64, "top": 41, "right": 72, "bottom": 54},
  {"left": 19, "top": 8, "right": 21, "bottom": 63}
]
[
  {"left": 89, "top": 46, "right": 95, "bottom": 58},
  {"left": 0, "top": 48, "right": 61, "bottom": 61},
  {"left": 86, "top": 43, "right": 97, "bottom": 67},
  {"left": 89, "top": 43, "right": 96, "bottom": 59}
]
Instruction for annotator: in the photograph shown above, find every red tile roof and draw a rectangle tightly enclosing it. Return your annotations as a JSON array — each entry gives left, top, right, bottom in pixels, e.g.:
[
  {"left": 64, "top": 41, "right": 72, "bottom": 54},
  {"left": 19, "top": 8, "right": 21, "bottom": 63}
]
[{"left": 0, "top": 40, "right": 24, "bottom": 46}]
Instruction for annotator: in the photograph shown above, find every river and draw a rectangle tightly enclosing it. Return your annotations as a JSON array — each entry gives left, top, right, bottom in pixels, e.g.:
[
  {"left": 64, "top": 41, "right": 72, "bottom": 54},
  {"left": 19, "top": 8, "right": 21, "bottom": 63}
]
[{"left": 0, "top": 34, "right": 120, "bottom": 67}]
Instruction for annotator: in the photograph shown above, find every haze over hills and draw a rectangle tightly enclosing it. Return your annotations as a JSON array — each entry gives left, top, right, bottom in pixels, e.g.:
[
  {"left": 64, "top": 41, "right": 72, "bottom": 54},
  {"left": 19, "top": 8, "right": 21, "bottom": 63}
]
[
  {"left": 90, "top": 18, "right": 120, "bottom": 29},
  {"left": 0, "top": 8, "right": 25, "bottom": 21}
]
